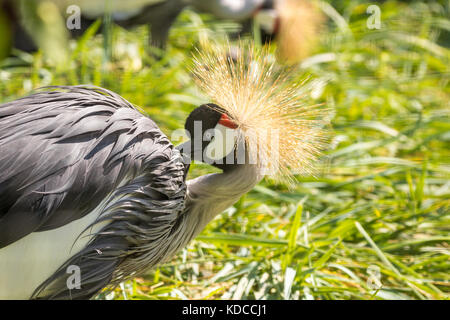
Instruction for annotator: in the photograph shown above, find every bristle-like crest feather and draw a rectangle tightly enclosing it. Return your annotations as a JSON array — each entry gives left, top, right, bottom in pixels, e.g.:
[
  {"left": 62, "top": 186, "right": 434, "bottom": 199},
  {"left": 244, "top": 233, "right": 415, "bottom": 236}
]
[{"left": 192, "top": 41, "right": 331, "bottom": 185}]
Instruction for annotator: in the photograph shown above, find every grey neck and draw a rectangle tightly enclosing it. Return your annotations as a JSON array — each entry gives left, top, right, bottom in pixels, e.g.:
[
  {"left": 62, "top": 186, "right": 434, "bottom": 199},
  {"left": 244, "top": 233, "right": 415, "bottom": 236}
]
[{"left": 179, "top": 163, "right": 263, "bottom": 246}]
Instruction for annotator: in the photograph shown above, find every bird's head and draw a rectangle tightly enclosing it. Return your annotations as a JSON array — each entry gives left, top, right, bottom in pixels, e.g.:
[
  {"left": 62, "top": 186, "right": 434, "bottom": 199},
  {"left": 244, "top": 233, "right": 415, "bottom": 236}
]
[
  {"left": 253, "top": 0, "right": 279, "bottom": 43},
  {"left": 178, "top": 41, "right": 331, "bottom": 186},
  {"left": 179, "top": 103, "right": 244, "bottom": 172},
  {"left": 253, "top": 0, "right": 324, "bottom": 64}
]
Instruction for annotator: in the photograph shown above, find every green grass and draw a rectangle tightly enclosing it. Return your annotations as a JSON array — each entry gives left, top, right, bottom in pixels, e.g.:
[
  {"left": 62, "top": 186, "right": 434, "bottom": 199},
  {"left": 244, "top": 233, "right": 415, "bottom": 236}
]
[{"left": 0, "top": 1, "right": 449, "bottom": 300}]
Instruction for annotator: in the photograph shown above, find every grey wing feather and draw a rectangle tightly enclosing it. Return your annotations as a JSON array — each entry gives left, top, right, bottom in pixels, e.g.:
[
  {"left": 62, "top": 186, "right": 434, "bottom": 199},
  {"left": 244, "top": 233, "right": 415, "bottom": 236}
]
[{"left": 0, "top": 86, "right": 185, "bottom": 248}]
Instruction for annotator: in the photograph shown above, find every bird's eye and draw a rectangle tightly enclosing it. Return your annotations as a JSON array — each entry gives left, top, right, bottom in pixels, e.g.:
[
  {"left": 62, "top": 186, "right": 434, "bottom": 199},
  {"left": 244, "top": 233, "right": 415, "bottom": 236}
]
[{"left": 204, "top": 131, "right": 213, "bottom": 140}]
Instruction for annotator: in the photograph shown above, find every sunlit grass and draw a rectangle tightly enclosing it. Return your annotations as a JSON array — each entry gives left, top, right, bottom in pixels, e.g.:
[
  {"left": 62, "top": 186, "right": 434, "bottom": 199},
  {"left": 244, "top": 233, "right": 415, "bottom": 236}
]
[{"left": 0, "top": 1, "right": 448, "bottom": 300}]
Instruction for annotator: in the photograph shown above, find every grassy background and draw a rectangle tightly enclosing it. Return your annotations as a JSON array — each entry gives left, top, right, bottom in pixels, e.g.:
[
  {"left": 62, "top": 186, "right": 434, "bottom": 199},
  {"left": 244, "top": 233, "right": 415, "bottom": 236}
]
[{"left": 0, "top": 0, "right": 449, "bottom": 300}]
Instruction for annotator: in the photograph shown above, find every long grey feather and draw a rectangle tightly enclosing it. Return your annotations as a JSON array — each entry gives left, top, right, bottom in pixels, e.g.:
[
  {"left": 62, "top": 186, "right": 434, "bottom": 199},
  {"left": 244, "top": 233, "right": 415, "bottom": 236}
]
[{"left": 0, "top": 86, "right": 187, "bottom": 299}]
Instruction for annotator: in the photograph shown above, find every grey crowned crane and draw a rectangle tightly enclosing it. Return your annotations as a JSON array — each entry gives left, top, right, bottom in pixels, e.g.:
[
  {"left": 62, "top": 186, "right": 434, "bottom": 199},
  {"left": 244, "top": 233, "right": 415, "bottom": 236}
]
[{"left": 0, "top": 44, "right": 329, "bottom": 299}]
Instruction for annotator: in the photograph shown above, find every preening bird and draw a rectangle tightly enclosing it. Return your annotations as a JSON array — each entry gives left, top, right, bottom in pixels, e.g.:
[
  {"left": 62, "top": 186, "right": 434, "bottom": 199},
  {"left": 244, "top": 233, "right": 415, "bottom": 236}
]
[{"left": 0, "top": 43, "right": 329, "bottom": 299}]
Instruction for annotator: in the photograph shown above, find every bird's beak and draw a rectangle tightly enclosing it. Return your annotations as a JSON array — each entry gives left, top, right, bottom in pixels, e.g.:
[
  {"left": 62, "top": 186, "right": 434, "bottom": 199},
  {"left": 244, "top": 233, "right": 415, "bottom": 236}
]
[
  {"left": 176, "top": 140, "right": 204, "bottom": 162},
  {"left": 182, "top": 162, "right": 190, "bottom": 180},
  {"left": 176, "top": 141, "right": 194, "bottom": 179}
]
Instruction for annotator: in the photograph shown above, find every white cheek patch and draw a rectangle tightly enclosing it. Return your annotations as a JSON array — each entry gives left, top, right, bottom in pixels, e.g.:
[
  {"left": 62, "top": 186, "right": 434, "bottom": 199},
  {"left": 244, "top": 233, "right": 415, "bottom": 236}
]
[
  {"left": 205, "top": 124, "right": 238, "bottom": 161},
  {"left": 254, "top": 9, "right": 278, "bottom": 34}
]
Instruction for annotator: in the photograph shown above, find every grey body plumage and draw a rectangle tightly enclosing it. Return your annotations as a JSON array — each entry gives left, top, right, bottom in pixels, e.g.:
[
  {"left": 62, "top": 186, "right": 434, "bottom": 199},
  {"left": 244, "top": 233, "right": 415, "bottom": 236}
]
[
  {"left": 0, "top": 86, "right": 262, "bottom": 299},
  {"left": 0, "top": 86, "right": 186, "bottom": 298}
]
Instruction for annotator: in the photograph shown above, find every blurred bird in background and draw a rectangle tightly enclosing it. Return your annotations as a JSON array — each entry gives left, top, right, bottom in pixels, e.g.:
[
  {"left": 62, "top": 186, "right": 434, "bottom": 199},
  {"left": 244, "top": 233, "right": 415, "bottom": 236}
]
[{"left": 1, "top": 0, "right": 324, "bottom": 64}]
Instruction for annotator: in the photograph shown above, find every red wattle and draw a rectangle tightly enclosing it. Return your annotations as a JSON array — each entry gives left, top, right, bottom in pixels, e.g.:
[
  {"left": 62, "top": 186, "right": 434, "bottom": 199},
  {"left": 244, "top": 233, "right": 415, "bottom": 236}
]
[{"left": 218, "top": 114, "right": 238, "bottom": 129}]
